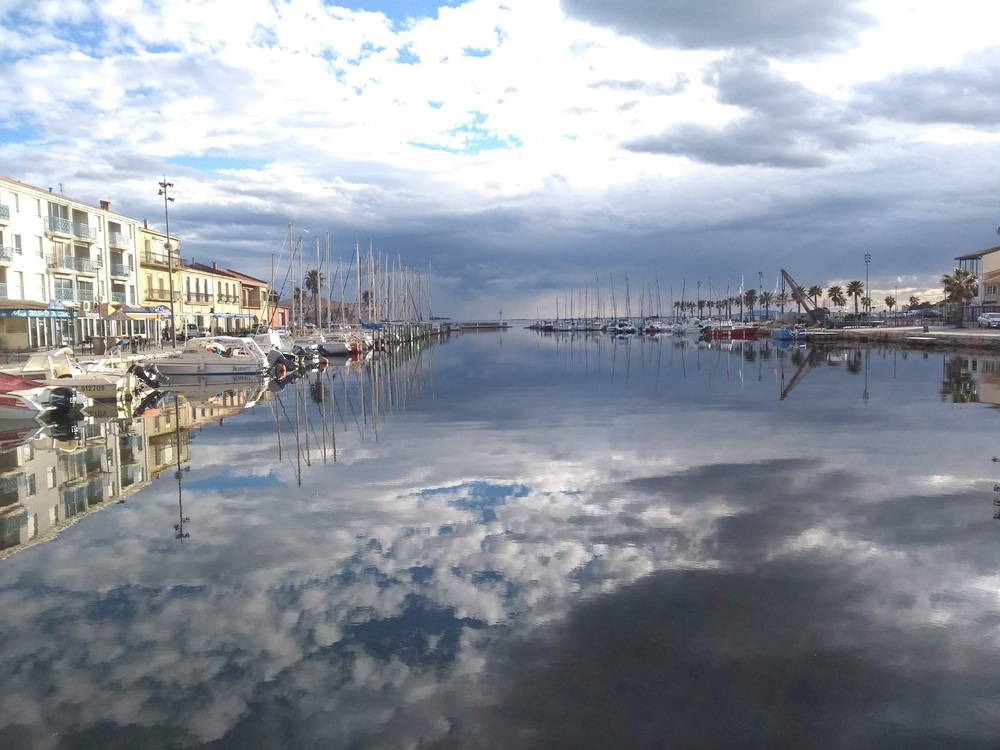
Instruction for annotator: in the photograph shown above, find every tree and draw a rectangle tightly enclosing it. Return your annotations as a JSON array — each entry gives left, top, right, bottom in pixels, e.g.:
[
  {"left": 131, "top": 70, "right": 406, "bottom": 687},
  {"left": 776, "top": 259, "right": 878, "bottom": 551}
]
[
  {"left": 908, "top": 295, "right": 920, "bottom": 310},
  {"left": 884, "top": 295, "right": 896, "bottom": 314},
  {"left": 305, "top": 270, "right": 324, "bottom": 327},
  {"left": 760, "top": 290, "right": 774, "bottom": 318},
  {"left": 743, "top": 289, "right": 758, "bottom": 322},
  {"left": 807, "top": 285, "right": 824, "bottom": 307},
  {"left": 846, "top": 280, "right": 864, "bottom": 316},
  {"left": 827, "top": 285, "right": 846, "bottom": 309},
  {"left": 941, "top": 267, "right": 978, "bottom": 327}
]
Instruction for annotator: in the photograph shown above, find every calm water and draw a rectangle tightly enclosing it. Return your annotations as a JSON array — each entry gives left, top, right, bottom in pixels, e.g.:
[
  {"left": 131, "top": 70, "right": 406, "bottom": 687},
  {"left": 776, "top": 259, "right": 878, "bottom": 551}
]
[{"left": 1, "top": 328, "right": 1000, "bottom": 749}]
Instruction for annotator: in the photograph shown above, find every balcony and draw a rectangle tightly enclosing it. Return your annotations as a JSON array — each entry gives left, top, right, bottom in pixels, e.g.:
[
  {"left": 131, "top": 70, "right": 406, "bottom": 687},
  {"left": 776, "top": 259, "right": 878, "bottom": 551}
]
[
  {"left": 76, "top": 288, "right": 95, "bottom": 302},
  {"left": 53, "top": 287, "right": 75, "bottom": 303},
  {"left": 0, "top": 204, "right": 9, "bottom": 223},
  {"left": 111, "top": 291, "right": 127, "bottom": 304},
  {"left": 109, "top": 232, "right": 131, "bottom": 251},
  {"left": 143, "top": 288, "right": 179, "bottom": 303},
  {"left": 110, "top": 263, "right": 133, "bottom": 278},
  {"left": 47, "top": 254, "right": 98, "bottom": 275},
  {"left": 186, "top": 292, "right": 214, "bottom": 305},
  {"left": 140, "top": 251, "right": 171, "bottom": 268},
  {"left": 0, "top": 283, "right": 6, "bottom": 298},
  {"left": 45, "top": 216, "right": 97, "bottom": 242},
  {"left": 0, "top": 245, "right": 13, "bottom": 264}
]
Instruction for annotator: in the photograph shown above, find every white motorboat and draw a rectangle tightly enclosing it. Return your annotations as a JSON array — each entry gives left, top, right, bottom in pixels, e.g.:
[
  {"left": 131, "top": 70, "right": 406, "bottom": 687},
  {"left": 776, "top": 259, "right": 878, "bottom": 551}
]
[
  {"left": 3, "top": 346, "right": 166, "bottom": 402},
  {"left": 0, "top": 371, "right": 89, "bottom": 423},
  {"left": 154, "top": 336, "right": 271, "bottom": 377}
]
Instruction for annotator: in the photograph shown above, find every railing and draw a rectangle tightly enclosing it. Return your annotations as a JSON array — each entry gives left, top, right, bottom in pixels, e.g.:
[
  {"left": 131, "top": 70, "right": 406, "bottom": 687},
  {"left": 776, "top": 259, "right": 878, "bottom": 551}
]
[
  {"left": 76, "top": 288, "right": 95, "bottom": 302},
  {"left": 53, "top": 288, "right": 75, "bottom": 302},
  {"left": 45, "top": 216, "right": 97, "bottom": 241},
  {"left": 0, "top": 204, "right": 9, "bottom": 222},
  {"left": 186, "top": 292, "right": 214, "bottom": 304},
  {"left": 111, "top": 291, "right": 127, "bottom": 304},
  {"left": 0, "top": 283, "right": 6, "bottom": 298},
  {"left": 109, "top": 232, "right": 131, "bottom": 250},
  {"left": 140, "top": 251, "right": 170, "bottom": 267},
  {"left": 110, "top": 263, "right": 132, "bottom": 277},
  {"left": 143, "top": 288, "right": 179, "bottom": 302},
  {"left": 0, "top": 246, "right": 13, "bottom": 263},
  {"left": 47, "top": 254, "right": 98, "bottom": 274}
]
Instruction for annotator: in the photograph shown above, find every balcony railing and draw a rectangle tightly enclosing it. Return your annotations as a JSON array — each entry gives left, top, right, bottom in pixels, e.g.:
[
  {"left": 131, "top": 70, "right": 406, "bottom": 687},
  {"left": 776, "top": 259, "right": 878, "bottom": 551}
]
[
  {"left": 109, "top": 232, "right": 131, "bottom": 250},
  {"left": 53, "top": 288, "right": 75, "bottom": 302},
  {"left": 45, "top": 216, "right": 97, "bottom": 241},
  {"left": 110, "top": 263, "right": 133, "bottom": 278},
  {"left": 76, "top": 288, "right": 95, "bottom": 302},
  {"left": 111, "top": 291, "right": 127, "bottom": 304},
  {"left": 47, "top": 254, "right": 98, "bottom": 274},
  {"left": 0, "top": 204, "right": 9, "bottom": 222},
  {"left": 0, "top": 246, "right": 13, "bottom": 263},
  {"left": 0, "top": 283, "right": 6, "bottom": 298},
  {"left": 186, "top": 292, "right": 214, "bottom": 304},
  {"left": 140, "top": 251, "right": 174, "bottom": 267},
  {"left": 143, "top": 288, "right": 179, "bottom": 303}
]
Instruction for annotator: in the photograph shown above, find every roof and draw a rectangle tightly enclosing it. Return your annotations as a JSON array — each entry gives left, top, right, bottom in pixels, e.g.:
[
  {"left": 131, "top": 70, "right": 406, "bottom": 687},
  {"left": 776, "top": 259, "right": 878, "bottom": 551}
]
[
  {"left": 955, "top": 244, "right": 1000, "bottom": 261},
  {"left": 220, "top": 268, "right": 269, "bottom": 286}
]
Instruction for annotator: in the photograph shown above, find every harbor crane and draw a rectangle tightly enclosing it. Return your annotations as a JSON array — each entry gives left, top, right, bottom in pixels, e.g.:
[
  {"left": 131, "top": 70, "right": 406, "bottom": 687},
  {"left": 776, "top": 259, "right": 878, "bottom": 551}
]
[{"left": 780, "top": 269, "right": 830, "bottom": 325}]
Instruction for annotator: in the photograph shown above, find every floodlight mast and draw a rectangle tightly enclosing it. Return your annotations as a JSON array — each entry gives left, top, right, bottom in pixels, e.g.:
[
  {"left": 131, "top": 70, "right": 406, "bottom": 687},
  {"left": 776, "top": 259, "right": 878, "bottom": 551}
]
[{"left": 158, "top": 179, "right": 177, "bottom": 348}]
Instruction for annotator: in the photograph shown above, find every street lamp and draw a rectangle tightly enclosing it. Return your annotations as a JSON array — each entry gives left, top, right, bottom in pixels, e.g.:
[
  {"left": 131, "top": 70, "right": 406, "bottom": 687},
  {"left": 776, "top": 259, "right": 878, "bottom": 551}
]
[
  {"left": 158, "top": 178, "right": 177, "bottom": 348},
  {"left": 758, "top": 270, "right": 763, "bottom": 319},
  {"left": 864, "top": 253, "right": 871, "bottom": 317}
]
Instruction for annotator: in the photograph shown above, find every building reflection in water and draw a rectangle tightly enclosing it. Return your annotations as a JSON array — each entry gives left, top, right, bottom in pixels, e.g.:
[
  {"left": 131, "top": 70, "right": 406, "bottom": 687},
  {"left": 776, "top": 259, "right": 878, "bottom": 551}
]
[{"left": 0, "top": 380, "right": 267, "bottom": 561}]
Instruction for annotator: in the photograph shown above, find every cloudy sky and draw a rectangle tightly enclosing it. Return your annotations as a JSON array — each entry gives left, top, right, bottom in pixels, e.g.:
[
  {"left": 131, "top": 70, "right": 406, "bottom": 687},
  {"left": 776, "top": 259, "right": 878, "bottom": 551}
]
[{"left": 2, "top": 0, "right": 999, "bottom": 318}]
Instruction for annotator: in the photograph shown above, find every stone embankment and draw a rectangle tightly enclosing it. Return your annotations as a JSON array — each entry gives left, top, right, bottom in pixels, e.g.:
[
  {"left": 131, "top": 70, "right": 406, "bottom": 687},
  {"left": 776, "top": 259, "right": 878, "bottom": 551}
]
[{"left": 805, "top": 324, "right": 1000, "bottom": 352}]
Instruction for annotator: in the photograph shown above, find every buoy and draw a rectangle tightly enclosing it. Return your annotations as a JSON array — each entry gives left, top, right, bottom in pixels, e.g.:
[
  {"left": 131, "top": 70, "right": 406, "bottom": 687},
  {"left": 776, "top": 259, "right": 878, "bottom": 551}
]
[{"left": 276, "top": 363, "right": 287, "bottom": 378}]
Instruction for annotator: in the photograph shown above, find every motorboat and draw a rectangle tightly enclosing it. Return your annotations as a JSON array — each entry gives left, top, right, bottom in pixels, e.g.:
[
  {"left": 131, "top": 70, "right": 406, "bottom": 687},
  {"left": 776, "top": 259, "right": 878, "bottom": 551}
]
[
  {"left": 154, "top": 336, "right": 272, "bottom": 377},
  {"left": 0, "top": 371, "right": 89, "bottom": 424},
  {"left": 3, "top": 346, "right": 166, "bottom": 402}
]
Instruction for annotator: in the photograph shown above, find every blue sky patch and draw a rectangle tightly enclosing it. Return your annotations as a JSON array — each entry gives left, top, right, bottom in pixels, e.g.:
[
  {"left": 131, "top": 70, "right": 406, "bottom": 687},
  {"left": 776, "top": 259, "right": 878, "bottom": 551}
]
[{"left": 166, "top": 155, "right": 270, "bottom": 173}]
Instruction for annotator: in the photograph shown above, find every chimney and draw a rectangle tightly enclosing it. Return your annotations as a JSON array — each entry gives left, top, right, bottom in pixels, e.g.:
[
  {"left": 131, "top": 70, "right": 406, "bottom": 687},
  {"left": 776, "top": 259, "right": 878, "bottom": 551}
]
[
  {"left": 100, "top": 200, "right": 110, "bottom": 211},
  {"left": 143, "top": 218, "right": 148, "bottom": 229},
  {"left": 212, "top": 261, "right": 218, "bottom": 270}
]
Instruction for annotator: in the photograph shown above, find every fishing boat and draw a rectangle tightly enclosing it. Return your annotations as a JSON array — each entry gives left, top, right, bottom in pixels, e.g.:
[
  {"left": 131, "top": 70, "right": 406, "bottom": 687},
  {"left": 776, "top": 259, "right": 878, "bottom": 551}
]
[
  {"left": 154, "top": 336, "right": 272, "bottom": 377},
  {"left": 1, "top": 347, "right": 164, "bottom": 402},
  {"left": 0, "top": 371, "right": 89, "bottom": 423}
]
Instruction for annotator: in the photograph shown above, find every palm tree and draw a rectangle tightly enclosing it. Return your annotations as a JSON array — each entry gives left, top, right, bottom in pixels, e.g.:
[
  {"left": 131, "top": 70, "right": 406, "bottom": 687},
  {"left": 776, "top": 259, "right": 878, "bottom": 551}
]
[
  {"left": 807, "top": 285, "right": 824, "bottom": 307},
  {"left": 305, "top": 269, "right": 324, "bottom": 327},
  {"left": 846, "top": 280, "right": 864, "bottom": 316},
  {"left": 908, "top": 295, "right": 920, "bottom": 310},
  {"left": 884, "top": 295, "right": 896, "bottom": 314},
  {"left": 941, "top": 267, "right": 978, "bottom": 327},
  {"left": 827, "top": 285, "right": 846, "bottom": 310},
  {"left": 743, "top": 289, "right": 758, "bottom": 322},
  {"left": 760, "top": 290, "right": 774, "bottom": 319}
]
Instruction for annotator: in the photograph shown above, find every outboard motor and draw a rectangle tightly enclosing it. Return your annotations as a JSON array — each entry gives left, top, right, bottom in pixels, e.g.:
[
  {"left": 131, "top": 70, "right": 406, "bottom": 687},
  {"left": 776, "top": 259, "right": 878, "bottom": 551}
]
[
  {"left": 48, "top": 386, "right": 81, "bottom": 413},
  {"left": 128, "top": 362, "right": 168, "bottom": 389}
]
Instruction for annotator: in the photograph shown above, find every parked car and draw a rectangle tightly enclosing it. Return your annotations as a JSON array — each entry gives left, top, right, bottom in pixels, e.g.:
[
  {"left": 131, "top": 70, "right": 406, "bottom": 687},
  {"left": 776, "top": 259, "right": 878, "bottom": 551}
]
[
  {"left": 977, "top": 312, "right": 1000, "bottom": 329},
  {"left": 179, "top": 323, "right": 209, "bottom": 339}
]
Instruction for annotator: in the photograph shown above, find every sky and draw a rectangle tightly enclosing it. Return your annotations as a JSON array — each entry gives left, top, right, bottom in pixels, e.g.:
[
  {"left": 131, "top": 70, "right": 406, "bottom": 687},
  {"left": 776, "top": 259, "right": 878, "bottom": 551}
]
[{"left": 1, "top": 0, "right": 999, "bottom": 319}]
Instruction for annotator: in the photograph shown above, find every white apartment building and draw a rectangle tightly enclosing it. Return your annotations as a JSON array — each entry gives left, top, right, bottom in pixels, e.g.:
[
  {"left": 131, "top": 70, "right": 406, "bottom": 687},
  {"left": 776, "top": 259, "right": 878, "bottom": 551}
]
[{"left": 0, "top": 176, "right": 140, "bottom": 349}]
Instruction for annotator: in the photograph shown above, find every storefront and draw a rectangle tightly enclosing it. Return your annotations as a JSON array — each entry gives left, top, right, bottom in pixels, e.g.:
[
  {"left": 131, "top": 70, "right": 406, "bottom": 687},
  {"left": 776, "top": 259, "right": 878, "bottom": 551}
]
[{"left": 0, "top": 301, "right": 77, "bottom": 351}]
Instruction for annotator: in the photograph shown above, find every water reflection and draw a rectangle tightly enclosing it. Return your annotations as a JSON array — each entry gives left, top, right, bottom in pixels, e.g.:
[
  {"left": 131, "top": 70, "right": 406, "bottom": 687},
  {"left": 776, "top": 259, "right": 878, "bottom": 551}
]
[{"left": 2, "top": 334, "right": 1000, "bottom": 748}]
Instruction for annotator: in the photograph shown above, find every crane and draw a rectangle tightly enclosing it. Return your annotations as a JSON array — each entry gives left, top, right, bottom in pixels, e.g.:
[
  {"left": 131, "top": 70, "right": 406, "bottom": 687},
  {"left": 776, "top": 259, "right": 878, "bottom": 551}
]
[{"left": 780, "top": 269, "right": 829, "bottom": 325}]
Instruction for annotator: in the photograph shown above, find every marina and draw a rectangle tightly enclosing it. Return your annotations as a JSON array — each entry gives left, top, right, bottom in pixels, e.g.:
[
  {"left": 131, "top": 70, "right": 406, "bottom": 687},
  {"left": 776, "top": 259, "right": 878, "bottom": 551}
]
[{"left": 1, "top": 329, "right": 1000, "bottom": 747}]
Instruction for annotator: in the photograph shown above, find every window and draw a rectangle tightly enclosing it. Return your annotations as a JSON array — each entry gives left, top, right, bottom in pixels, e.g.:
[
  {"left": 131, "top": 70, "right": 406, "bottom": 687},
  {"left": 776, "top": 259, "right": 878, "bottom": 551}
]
[
  {"left": 53, "top": 277, "right": 73, "bottom": 302},
  {"left": 35, "top": 236, "right": 43, "bottom": 257},
  {"left": 34, "top": 198, "right": 41, "bottom": 217},
  {"left": 46, "top": 466, "right": 56, "bottom": 489},
  {"left": 26, "top": 473, "right": 36, "bottom": 497},
  {"left": 986, "top": 284, "right": 998, "bottom": 296},
  {"left": 12, "top": 235, "right": 20, "bottom": 255},
  {"left": 12, "top": 194, "right": 18, "bottom": 212}
]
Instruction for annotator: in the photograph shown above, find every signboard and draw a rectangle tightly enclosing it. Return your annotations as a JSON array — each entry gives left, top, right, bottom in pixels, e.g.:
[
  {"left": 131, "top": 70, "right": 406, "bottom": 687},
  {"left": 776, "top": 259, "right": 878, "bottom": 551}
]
[{"left": 0, "top": 308, "right": 76, "bottom": 319}]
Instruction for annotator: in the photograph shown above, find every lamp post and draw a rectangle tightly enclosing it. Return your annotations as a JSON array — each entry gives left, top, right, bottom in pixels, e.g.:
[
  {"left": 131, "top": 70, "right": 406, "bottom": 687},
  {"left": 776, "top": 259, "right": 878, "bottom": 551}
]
[
  {"left": 158, "top": 179, "right": 177, "bottom": 348},
  {"left": 864, "top": 253, "right": 871, "bottom": 318},
  {"left": 758, "top": 270, "right": 763, "bottom": 320}
]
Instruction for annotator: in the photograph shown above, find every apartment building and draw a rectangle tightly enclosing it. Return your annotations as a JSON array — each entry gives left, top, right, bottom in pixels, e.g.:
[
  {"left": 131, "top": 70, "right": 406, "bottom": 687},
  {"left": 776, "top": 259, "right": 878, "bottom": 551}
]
[{"left": 0, "top": 176, "right": 140, "bottom": 349}]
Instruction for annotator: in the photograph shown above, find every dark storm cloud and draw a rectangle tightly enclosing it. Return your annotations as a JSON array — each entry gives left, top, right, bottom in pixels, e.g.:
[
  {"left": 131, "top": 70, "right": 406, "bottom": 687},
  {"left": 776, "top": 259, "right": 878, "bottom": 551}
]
[
  {"left": 853, "top": 47, "right": 1000, "bottom": 128},
  {"left": 623, "top": 54, "right": 870, "bottom": 168},
  {"left": 561, "top": 0, "right": 875, "bottom": 58}
]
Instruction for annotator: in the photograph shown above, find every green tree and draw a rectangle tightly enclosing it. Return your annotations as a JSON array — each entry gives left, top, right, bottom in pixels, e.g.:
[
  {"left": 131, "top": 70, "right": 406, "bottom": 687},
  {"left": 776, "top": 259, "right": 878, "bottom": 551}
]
[
  {"left": 941, "top": 267, "right": 978, "bottom": 327},
  {"left": 846, "top": 280, "right": 864, "bottom": 316},
  {"left": 884, "top": 295, "right": 896, "bottom": 314},
  {"left": 908, "top": 295, "right": 920, "bottom": 310},
  {"left": 305, "top": 270, "right": 324, "bottom": 326},
  {"left": 743, "top": 289, "right": 758, "bottom": 322},
  {"left": 827, "top": 285, "right": 846, "bottom": 309},
  {"left": 807, "top": 285, "right": 824, "bottom": 307},
  {"left": 760, "top": 290, "right": 774, "bottom": 318},
  {"left": 940, "top": 357, "right": 979, "bottom": 403}
]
